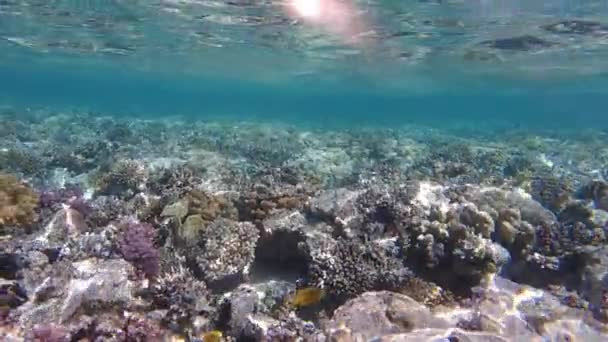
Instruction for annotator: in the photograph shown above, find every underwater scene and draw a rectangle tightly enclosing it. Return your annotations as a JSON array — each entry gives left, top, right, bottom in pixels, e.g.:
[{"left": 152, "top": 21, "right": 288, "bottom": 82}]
[{"left": 2, "top": 0, "right": 608, "bottom": 341}]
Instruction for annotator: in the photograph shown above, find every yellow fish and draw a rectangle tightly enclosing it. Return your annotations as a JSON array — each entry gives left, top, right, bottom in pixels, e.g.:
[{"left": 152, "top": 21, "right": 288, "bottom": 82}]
[
  {"left": 202, "top": 330, "right": 223, "bottom": 342},
  {"left": 169, "top": 335, "right": 186, "bottom": 342},
  {"left": 291, "top": 287, "right": 325, "bottom": 308}
]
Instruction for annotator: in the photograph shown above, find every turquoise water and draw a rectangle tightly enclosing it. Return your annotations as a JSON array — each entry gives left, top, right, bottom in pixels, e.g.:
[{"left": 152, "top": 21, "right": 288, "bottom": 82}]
[
  {"left": 2, "top": 58, "right": 608, "bottom": 129},
  {"left": 0, "top": 1, "right": 607, "bottom": 128}
]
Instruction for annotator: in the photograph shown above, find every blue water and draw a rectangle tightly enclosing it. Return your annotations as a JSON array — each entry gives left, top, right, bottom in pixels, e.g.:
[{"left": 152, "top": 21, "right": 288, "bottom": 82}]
[
  {"left": 2, "top": 58, "right": 607, "bottom": 129},
  {"left": 1, "top": 0, "right": 608, "bottom": 129}
]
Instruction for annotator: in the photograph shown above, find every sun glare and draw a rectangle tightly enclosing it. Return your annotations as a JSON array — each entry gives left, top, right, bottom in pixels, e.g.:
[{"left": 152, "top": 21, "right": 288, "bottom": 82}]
[{"left": 291, "top": 0, "right": 322, "bottom": 19}]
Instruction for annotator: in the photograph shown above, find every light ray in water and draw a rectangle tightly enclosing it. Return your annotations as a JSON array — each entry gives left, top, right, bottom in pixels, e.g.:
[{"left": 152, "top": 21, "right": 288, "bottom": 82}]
[{"left": 283, "top": 0, "right": 370, "bottom": 45}]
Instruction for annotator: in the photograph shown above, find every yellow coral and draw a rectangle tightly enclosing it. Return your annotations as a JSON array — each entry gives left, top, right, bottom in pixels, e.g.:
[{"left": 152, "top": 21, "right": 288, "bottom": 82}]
[
  {"left": 0, "top": 174, "right": 38, "bottom": 227},
  {"left": 184, "top": 190, "right": 238, "bottom": 222}
]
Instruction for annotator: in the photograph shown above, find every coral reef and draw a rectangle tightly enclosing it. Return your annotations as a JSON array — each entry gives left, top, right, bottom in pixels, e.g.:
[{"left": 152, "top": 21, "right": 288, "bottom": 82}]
[
  {"left": 307, "top": 237, "right": 411, "bottom": 301},
  {"left": 2, "top": 111, "right": 608, "bottom": 341},
  {"left": 117, "top": 220, "right": 160, "bottom": 278},
  {"left": 189, "top": 218, "right": 259, "bottom": 289},
  {"left": 149, "top": 263, "right": 214, "bottom": 333},
  {"left": 0, "top": 174, "right": 39, "bottom": 228},
  {"left": 95, "top": 159, "right": 147, "bottom": 198},
  {"left": 237, "top": 183, "right": 312, "bottom": 227},
  {"left": 324, "top": 276, "right": 606, "bottom": 341}
]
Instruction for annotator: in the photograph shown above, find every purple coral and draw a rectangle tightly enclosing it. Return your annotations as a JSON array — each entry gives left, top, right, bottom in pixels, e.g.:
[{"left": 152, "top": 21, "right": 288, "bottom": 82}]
[
  {"left": 118, "top": 220, "right": 160, "bottom": 278},
  {"left": 39, "top": 184, "right": 92, "bottom": 217},
  {"left": 32, "top": 323, "right": 69, "bottom": 342}
]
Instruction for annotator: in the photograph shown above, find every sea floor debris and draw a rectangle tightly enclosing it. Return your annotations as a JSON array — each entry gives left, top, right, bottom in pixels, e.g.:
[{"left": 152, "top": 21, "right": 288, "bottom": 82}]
[{"left": 1, "top": 109, "right": 608, "bottom": 341}]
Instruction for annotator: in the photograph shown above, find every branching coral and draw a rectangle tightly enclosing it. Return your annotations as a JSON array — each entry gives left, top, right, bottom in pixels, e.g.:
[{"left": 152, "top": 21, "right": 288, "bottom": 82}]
[
  {"left": 39, "top": 184, "right": 92, "bottom": 218},
  {"left": 237, "top": 184, "right": 311, "bottom": 227},
  {"left": 95, "top": 159, "right": 146, "bottom": 198},
  {"left": 307, "top": 237, "right": 411, "bottom": 301},
  {"left": 184, "top": 190, "right": 238, "bottom": 223},
  {"left": 0, "top": 173, "right": 39, "bottom": 227},
  {"left": 150, "top": 264, "right": 213, "bottom": 332},
  {"left": 147, "top": 165, "right": 202, "bottom": 200}
]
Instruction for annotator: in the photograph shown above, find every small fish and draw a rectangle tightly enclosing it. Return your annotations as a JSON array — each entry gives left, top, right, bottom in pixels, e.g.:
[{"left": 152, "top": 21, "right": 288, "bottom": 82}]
[
  {"left": 169, "top": 335, "right": 186, "bottom": 342},
  {"left": 291, "top": 287, "right": 325, "bottom": 308},
  {"left": 201, "top": 330, "right": 223, "bottom": 342}
]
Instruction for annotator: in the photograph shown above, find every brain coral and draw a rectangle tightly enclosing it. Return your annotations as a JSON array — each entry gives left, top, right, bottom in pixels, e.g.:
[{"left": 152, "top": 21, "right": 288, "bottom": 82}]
[{"left": 0, "top": 173, "right": 39, "bottom": 227}]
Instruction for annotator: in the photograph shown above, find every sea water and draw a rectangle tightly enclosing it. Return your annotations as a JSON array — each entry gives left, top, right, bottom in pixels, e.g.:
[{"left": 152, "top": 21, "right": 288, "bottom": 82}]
[
  {"left": 2, "top": 1, "right": 608, "bottom": 340},
  {"left": 0, "top": 0, "right": 607, "bottom": 129}
]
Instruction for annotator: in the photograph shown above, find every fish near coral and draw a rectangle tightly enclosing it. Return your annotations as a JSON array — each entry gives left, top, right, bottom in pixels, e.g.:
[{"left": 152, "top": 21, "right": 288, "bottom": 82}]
[
  {"left": 289, "top": 287, "right": 325, "bottom": 308},
  {"left": 201, "top": 330, "right": 223, "bottom": 342}
]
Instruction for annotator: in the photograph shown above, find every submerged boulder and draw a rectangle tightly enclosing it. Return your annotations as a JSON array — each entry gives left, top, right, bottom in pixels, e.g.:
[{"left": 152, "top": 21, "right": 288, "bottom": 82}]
[{"left": 16, "top": 258, "right": 134, "bottom": 327}]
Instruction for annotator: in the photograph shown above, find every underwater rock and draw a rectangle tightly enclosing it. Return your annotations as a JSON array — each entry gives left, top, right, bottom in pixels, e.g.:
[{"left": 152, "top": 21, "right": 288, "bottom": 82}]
[
  {"left": 16, "top": 258, "right": 134, "bottom": 327},
  {"left": 37, "top": 208, "right": 88, "bottom": 247},
  {"left": 542, "top": 20, "right": 608, "bottom": 35},
  {"left": 48, "top": 139, "right": 117, "bottom": 174},
  {"left": 61, "top": 259, "right": 134, "bottom": 322},
  {"left": 217, "top": 280, "right": 319, "bottom": 340},
  {"left": 325, "top": 291, "right": 451, "bottom": 340},
  {"left": 325, "top": 276, "right": 607, "bottom": 341},
  {"left": 264, "top": 315, "right": 321, "bottom": 341},
  {"left": 19, "top": 250, "right": 54, "bottom": 300},
  {"left": 579, "top": 246, "right": 608, "bottom": 322},
  {"left": 254, "top": 210, "right": 312, "bottom": 276},
  {"left": 308, "top": 188, "right": 363, "bottom": 228},
  {"left": 467, "top": 276, "right": 607, "bottom": 340},
  {"left": 259, "top": 209, "right": 309, "bottom": 235},
  {"left": 371, "top": 329, "right": 510, "bottom": 342},
  {"left": 160, "top": 200, "right": 189, "bottom": 222},
  {"left": 219, "top": 284, "right": 279, "bottom": 340},
  {"left": 178, "top": 214, "right": 205, "bottom": 245},
  {"left": 479, "top": 35, "right": 555, "bottom": 51}
]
